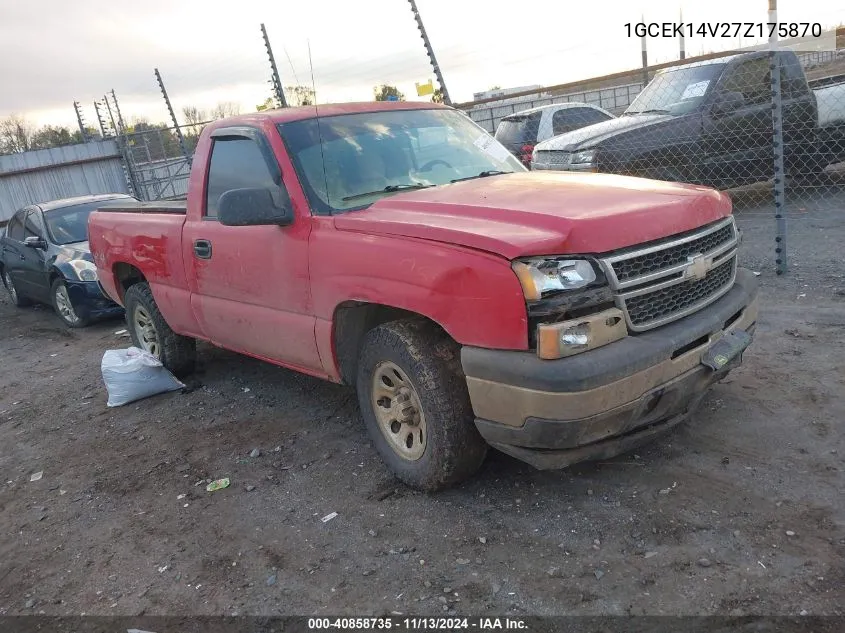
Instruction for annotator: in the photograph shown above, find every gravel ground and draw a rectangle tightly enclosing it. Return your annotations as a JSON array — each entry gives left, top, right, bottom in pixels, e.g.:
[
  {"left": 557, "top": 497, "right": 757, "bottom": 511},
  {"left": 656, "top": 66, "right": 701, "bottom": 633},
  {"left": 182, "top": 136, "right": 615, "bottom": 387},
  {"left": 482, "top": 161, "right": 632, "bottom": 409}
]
[{"left": 0, "top": 185, "right": 843, "bottom": 617}]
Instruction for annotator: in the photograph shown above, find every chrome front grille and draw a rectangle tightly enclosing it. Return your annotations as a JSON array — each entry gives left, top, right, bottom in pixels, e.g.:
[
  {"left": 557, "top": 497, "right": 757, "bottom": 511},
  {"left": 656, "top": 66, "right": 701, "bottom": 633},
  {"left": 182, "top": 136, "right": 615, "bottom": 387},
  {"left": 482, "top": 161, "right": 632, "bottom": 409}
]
[{"left": 600, "top": 217, "right": 739, "bottom": 332}]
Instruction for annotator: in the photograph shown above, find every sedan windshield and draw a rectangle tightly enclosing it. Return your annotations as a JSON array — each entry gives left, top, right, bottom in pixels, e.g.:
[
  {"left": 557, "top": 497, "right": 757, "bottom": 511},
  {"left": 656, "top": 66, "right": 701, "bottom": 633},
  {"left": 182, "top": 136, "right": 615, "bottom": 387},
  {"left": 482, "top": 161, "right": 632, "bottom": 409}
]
[
  {"left": 625, "top": 63, "right": 725, "bottom": 116},
  {"left": 44, "top": 201, "right": 108, "bottom": 245},
  {"left": 278, "top": 108, "right": 525, "bottom": 214}
]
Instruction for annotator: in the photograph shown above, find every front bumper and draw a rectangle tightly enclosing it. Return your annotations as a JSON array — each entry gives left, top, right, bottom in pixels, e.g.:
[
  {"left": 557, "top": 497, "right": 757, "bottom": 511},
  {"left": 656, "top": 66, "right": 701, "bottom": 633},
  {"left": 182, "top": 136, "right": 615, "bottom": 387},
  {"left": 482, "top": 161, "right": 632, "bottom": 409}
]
[
  {"left": 461, "top": 268, "right": 759, "bottom": 469},
  {"left": 532, "top": 162, "right": 595, "bottom": 172},
  {"left": 65, "top": 279, "right": 125, "bottom": 319}
]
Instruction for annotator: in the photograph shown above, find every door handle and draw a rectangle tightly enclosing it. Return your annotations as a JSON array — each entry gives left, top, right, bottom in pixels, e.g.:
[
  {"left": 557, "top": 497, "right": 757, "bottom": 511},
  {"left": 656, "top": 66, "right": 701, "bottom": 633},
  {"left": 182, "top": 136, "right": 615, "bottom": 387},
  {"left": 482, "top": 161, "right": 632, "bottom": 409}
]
[
  {"left": 19, "top": 253, "right": 26, "bottom": 260},
  {"left": 193, "top": 239, "right": 212, "bottom": 259}
]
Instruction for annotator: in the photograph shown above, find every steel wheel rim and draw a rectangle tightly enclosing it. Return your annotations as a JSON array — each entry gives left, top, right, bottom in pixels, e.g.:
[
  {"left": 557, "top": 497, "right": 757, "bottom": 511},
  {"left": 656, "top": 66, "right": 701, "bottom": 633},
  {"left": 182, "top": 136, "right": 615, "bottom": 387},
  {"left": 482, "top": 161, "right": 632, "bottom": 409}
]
[
  {"left": 371, "top": 361, "right": 427, "bottom": 461},
  {"left": 4, "top": 272, "right": 16, "bottom": 302},
  {"left": 54, "top": 284, "right": 79, "bottom": 324},
  {"left": 133, "top": 305, "right": 160, "bottom": 357}
]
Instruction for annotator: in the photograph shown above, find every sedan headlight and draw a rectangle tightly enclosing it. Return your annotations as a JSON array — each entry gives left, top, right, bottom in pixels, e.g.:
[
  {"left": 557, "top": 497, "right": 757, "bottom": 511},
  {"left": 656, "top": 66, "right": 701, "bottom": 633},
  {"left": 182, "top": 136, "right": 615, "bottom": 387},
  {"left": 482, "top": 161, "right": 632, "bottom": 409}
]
[
  {"left": 69, "top": 259, "right": 98, "bottom": 282},
  {"left": 512, "top": 258, "right": 600, "bottom": 301},
  {"left": 571, "top": 149, "right": 596, "bottom": 164}
]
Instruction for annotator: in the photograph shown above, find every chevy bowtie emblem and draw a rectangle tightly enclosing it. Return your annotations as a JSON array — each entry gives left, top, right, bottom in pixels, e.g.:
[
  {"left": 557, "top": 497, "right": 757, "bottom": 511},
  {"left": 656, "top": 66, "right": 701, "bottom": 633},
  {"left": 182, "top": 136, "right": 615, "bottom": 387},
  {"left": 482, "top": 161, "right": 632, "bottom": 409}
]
[{"left": 685, "top": 253, "right": 711, "bottom": 281}]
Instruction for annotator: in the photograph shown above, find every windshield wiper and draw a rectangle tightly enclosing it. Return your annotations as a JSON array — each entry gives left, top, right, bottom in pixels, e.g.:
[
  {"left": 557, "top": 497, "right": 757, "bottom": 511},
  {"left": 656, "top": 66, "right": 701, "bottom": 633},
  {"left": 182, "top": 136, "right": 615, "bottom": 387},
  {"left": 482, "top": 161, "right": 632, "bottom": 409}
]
[
  {"left": 342, "top": 183, "right": 433, "bottom": 202},
  {"left": 450, "top": 170, "right": 512, "bottom": 183},
  {"left": 636, "top": 108, "right": 672, "bottom": 114}
]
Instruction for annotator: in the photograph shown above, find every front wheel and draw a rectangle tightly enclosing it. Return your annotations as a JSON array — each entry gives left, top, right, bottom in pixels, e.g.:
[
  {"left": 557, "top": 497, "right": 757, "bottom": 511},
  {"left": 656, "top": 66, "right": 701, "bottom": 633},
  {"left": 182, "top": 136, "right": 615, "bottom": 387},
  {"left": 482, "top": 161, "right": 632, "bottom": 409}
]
[
  {"left": 51, "top": 278, "right": 89, "bottom": 328},
  {"left": 124, "top": 282, "right": 196, "bottom": 376},
  {"left": 356, "top": 319, "right": 487, "bottom": 491}
]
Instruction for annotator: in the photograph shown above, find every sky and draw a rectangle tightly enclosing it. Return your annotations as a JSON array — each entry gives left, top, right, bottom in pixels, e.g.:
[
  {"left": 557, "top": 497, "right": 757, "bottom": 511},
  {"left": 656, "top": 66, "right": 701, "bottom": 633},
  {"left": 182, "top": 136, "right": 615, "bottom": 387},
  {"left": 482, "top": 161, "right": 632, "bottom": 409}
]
[{"left": 0, "top": 0, "right": 842, "bottom": 130}]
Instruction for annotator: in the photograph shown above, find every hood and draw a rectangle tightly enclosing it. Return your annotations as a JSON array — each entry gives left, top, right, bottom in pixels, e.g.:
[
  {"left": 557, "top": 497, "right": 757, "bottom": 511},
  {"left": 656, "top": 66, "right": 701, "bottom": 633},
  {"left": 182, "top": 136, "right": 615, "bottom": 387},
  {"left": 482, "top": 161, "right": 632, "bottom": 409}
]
[
  {"left": 536, "top": 113, "right": 674, "bottom": 151},
  {"left": 333, "top": 172, "right": 731, "bottom": 259}
]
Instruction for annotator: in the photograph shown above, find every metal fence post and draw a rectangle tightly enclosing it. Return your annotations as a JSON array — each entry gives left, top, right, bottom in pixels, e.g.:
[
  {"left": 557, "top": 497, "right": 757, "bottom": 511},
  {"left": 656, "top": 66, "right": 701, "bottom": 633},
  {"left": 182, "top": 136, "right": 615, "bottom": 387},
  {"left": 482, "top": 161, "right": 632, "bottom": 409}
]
[
  {"left": 154, "top": 68, "right": 192, "bottom": 167},
  {"left": 769, "top": 1, "right": 787, "bottom": 275},
  {"left": 73, "top": 102, "right": 89, "bottom": 142},
  {"left": 261, "top": 23, "right": 288, "bottom": 108},
  {"left": 407, "top": 0, "right": 451, "bottom": 106},
  {"left": 107, "top": 91, "right": 140, "bottom": 198}
]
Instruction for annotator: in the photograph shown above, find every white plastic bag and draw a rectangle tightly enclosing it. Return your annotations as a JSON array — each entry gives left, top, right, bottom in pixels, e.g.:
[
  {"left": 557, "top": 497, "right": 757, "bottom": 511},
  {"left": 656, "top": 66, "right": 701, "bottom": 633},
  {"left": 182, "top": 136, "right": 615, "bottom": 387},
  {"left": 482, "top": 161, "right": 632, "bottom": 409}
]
[{"left": 101, "top": 347, "right": 185, "bottom": 407}]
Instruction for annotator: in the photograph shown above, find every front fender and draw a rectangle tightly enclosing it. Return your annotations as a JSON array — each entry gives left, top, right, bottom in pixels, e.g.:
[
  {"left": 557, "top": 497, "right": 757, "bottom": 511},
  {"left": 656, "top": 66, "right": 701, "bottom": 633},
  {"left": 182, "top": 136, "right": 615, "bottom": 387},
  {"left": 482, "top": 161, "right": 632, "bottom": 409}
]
[{"left": 311, "top": 232, "right": 529, "bottom": 351}]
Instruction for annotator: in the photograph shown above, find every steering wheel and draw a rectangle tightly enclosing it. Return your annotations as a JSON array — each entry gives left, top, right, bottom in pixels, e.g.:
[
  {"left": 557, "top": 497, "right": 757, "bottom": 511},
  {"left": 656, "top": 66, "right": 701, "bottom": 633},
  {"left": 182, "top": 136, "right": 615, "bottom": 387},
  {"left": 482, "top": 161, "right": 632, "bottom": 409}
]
[{"left": 419, "top": 159, "right": 452, "bottom": 172}]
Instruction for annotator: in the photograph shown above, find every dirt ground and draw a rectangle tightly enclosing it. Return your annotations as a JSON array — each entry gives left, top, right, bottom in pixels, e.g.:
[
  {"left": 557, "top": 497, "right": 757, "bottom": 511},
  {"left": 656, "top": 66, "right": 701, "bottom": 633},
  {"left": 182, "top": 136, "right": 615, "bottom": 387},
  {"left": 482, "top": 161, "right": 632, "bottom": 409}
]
[{"left": 0, "top": 189, "right": 843, "bottom": 618}]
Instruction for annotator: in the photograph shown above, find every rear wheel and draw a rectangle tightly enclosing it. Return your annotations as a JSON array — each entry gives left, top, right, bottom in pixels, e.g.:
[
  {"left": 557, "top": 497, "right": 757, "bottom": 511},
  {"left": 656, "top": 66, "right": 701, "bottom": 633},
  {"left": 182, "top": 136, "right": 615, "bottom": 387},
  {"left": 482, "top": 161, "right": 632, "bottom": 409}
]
[
  {"left": 355, "top": 319, "right": 487, "bottom": 491},
  {"left": 3, "top": 270, "right": 31, "bottom": 307},
  {"left": 51, "top": 278, "right": 89, "bottom": 328},
  {"left": 124, "top": 282, "right": 196, "bottom": 376}
]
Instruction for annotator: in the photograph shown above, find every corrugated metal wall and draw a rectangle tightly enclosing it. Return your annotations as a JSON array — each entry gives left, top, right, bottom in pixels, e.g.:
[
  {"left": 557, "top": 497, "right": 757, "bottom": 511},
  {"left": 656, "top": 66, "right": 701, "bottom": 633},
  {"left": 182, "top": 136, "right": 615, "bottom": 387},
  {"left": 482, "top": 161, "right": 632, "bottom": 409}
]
[{"left": 0, "top": 141, "right": 129, "bottom": 222}]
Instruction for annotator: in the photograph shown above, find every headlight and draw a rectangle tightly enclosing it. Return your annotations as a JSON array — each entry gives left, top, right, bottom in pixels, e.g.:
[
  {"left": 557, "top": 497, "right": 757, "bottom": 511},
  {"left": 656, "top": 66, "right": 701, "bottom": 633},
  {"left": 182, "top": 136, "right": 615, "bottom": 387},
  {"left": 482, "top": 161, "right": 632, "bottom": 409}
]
[
  {"left": 571, "top": 149, "right": 596, "bottom": 164},
  {"left": 512, "top": 258, "right": 600, "bottom": 301},
  {"left": 69, "top": 259, "right": 98, "bottom": 282}
]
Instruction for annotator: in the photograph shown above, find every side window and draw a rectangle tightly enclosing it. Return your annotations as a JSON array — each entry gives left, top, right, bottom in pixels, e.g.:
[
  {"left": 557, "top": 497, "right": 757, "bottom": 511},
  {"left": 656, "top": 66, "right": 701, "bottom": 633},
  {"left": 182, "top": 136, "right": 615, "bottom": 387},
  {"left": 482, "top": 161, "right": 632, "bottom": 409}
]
[
  {"left": 574, "top": 108, "right": 613, "bottom": 126},
  {"left": 552, "top": 109, "right": 577, "bottom": 135},
  {"left": 205, "top": 136, "right": 281, "bottom": 218},
  {"left": 719, "top": 58, "right": 771, "bottom": 105},
  {"left": 6, "top": 210, "right": 26, "bottom": 241},
  {"left": 23, "top": 210, "right": 44, "bottom": 239}
]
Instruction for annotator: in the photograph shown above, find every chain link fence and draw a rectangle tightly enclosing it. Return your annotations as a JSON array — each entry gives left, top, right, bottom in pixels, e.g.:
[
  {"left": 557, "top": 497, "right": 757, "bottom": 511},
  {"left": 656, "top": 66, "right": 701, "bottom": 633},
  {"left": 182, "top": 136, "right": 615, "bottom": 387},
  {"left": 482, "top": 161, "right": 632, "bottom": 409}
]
[
  {"left": 524, "top": 45, "right": 845, "bottom": 275},
  {"left": 119, "top": 122, "right": 210, "bottom": 201}
]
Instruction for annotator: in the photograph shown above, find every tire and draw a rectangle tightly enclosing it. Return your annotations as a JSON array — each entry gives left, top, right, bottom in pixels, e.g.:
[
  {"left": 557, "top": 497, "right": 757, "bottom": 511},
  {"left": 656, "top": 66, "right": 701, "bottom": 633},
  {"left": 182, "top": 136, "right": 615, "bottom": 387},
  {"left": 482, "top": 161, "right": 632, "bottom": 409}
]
[
  {"left": 3, "top": 270, "right": 31, "bottom": 307},
  {"left": 51, "top": 278, "right": 90, "bottom": 328},
  {"left": 355, "top": 319, "right": 487, "bottom": 491},
  {"left": 124, "top": 282, "right": 196, "bottom": 376}
]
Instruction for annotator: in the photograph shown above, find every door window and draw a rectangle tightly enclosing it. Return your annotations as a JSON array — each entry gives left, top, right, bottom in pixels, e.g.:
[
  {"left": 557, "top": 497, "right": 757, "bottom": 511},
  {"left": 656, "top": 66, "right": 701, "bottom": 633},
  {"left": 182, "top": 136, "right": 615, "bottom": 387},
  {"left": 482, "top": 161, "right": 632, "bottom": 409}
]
[
  {"left": 205, "top": 136, "right": 281, "bottom": 218},
  {"left": 23, "top": 210, "right": 44, "bottom": 239},
  {"left": 6, "top": 210, "right": 26, "bottom": 241},
  {"left": 719, "top": 58, "right": 771, "bottom": 105},
  {"left": 552, "top": 107, "right": 612, "bottom": 135}
]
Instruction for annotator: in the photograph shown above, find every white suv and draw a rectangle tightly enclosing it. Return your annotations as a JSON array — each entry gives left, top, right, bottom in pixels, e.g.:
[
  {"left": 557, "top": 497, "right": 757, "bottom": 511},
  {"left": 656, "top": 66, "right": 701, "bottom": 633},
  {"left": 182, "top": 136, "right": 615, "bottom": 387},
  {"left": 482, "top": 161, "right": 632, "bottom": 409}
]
[{"left": 493, "top": 103, "right": 614, "bottom": 167}]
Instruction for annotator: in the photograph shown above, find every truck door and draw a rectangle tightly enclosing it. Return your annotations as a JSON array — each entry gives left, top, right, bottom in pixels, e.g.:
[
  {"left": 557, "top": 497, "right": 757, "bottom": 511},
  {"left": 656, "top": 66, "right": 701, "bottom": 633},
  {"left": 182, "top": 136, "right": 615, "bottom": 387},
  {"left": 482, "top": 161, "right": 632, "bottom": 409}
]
[
  {"left": 181, "top": 126, "right": 321, "bottom": 372},
  {"left": 702, "top": 56, "right": 773, "bottom": 184}
]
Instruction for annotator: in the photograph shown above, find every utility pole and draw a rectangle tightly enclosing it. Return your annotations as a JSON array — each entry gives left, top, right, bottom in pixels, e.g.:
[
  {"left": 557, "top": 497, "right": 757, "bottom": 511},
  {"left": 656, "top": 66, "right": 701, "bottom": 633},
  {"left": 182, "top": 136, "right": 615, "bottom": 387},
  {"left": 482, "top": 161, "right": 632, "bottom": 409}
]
[
  {"left": 407, "top": 0, "right": 451, "bottom": 105},
  {"left": 73, "top": 101, "right": 89, "bottom": 142},
  {"left": 154, "top": 68, "right": 191, "bottom": 166},
  {"left": 679, "top": 9, "right": 686, "bottom": 60},
  {"left": 261, "top": 23, "right": 288, "bottom": 108},
  {"left": 768, "top": 0, "right": 787, "bottom": 275},
  {"left": 641, "top": 14, "right": 649, "bottom": 87}
]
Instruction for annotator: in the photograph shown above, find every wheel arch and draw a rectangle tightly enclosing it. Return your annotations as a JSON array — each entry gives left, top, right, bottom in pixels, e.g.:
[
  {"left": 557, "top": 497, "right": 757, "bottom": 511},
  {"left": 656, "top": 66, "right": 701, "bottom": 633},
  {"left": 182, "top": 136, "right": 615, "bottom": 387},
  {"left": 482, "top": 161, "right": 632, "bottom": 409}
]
[{"left": 331, "top": 300, "right": 454, "bottom": 386}]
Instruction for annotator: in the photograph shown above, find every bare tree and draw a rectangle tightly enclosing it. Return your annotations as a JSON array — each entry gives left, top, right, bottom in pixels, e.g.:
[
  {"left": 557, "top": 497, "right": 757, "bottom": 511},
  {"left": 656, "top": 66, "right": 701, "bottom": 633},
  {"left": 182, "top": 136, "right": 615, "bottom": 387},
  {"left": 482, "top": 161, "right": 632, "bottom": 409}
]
[
  {"left": 182, "top": 105, "right": 208, "bottom": 137},
  {"left": 210, "top": 102, "right": 241, "bottom": 120},
  {"left": 0, "top": 115, "right": 35, "bottom": 154},
  {"left": 284, "top": 85, "right": 316, "bottom": 107}
]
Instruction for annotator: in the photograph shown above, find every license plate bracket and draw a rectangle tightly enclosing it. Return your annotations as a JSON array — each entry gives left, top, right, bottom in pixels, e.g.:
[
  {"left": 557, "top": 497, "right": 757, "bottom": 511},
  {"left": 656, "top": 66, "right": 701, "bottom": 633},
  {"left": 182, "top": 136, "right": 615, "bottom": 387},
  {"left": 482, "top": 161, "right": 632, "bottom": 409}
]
[{"left": 701, "top": 329, "right": 752, "bottom": 372}]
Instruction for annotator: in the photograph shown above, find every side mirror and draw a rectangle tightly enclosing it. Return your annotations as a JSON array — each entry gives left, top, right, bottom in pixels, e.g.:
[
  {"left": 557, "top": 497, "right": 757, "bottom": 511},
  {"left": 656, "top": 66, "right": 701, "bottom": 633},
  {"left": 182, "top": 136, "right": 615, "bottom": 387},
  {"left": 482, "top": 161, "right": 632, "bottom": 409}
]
[
  {"left": 710, "top": 91, "right": 745, "bottom": 116},
  {"left": 217, "top": 187, "right": 293, "bottom": 227},
  {"left": 23, "top": 236, "right": 47, "bottom": 249}
]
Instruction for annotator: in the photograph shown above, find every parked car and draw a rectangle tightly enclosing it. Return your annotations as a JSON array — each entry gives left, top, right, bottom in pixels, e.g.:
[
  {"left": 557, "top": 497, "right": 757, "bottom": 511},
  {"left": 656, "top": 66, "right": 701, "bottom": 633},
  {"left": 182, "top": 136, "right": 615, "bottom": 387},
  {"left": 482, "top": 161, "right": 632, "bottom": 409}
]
[
  {"left": 89, "top": 102, "right": 758, "bottom": 490},
  {"left": 494, "top": 103, "right": 615, "bottom": 166},
  {"left": 1, "top": 194, "right": 133, "bottom": 327},
  {"left": 531, "top": 50, "right": 845, "bottom": 187}
]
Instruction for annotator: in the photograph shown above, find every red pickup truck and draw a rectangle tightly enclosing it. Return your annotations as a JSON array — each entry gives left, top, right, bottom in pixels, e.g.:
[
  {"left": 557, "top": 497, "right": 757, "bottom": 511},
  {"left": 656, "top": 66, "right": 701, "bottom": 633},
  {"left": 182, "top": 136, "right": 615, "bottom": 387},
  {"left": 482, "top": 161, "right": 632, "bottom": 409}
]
[{"left": 89, "top": 102, "right": 759, "bottom": 490}]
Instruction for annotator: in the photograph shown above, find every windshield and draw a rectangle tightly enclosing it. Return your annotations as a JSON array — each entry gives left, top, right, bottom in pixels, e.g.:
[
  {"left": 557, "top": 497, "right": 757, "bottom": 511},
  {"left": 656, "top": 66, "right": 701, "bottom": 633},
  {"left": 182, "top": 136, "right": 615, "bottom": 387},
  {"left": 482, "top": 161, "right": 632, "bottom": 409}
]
[
  {"left": 626, "top": 63, "right": 725, "bottom": 116},
  {"left": 45, "top": 200, "right": 120, "bottom": 245},
  {"left": 278, "top": 108, "right": 525, "bottom": 214}
]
